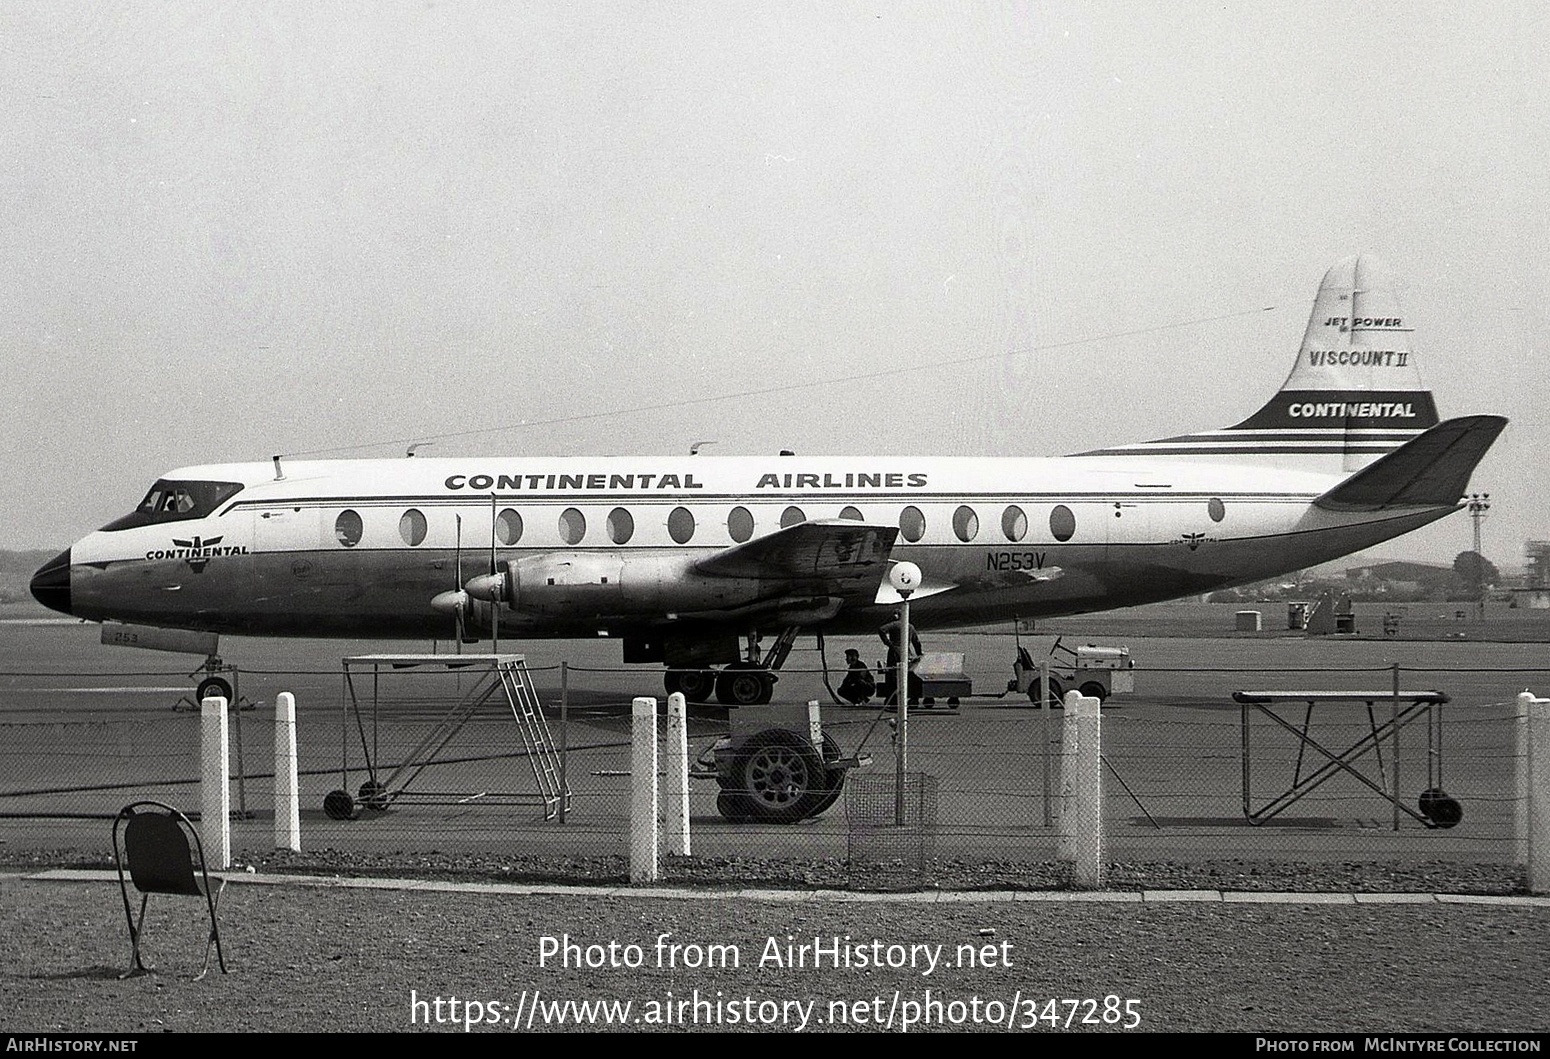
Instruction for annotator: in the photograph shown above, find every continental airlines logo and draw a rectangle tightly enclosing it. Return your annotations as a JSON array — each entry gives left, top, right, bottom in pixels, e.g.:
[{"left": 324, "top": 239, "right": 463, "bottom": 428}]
[
  {"left": 1287, "top": 401, "right": 1418, "bottom": 419},
  {"left": 756, "top": 472, "right": 928, "bottom": 489},
  {"left": 146, "top": 535, "right": 250, "bottom": 571},
  {"left": 445, "top": 473, "right": 705, "bottom": 491}
]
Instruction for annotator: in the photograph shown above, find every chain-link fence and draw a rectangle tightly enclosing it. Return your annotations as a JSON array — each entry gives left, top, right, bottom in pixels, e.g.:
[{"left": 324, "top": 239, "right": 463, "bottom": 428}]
[{"left": 2, "top": 655, "right": 1543, "bottom": 893}]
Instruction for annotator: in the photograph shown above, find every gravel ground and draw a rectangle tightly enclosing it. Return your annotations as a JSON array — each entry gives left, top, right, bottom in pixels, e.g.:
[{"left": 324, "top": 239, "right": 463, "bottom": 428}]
[{"left": 3, "top": 850, "right": 1547, "bottom": 1035}]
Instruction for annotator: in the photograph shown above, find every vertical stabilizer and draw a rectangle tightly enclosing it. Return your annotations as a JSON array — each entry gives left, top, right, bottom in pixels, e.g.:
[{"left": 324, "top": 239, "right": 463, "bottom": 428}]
[{"left": 1075, "top": 255, "right": 1440, "bottom": 471}]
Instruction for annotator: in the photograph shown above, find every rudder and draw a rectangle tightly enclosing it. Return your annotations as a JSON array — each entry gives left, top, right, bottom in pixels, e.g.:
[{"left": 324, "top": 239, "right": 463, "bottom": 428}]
[{"left": 1076, "top": 255, "right": 1439, "bottom": 470}]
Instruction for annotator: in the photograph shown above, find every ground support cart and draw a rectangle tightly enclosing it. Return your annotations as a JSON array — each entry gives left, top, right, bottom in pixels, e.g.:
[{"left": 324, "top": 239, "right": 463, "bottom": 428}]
[
  {"left": 876, "top": 651, "right": 971, "bottom": 708},
  {"left": 325, "top": 654, "right": 570, "bottom": 821},
  {"left": 691, "top": 704, "right": 871, "bottom": 824},
  {"left": 1232, "top": 689, "right": 1458, "bottom": 829},
  {"left": 1010, "top": 638, "right": 1136, "bottom": 706}
]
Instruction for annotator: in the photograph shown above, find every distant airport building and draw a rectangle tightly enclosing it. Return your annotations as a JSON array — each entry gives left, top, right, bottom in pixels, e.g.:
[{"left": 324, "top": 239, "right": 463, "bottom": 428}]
[{"left": 1510, "top": 541, "right": 1550, "bottom": 609}]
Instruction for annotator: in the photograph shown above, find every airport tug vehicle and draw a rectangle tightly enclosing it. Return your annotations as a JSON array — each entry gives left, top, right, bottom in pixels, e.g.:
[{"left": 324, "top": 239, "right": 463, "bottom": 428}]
[{"left": 1011, "top": 637, "right": 1135, "bottom": 706}]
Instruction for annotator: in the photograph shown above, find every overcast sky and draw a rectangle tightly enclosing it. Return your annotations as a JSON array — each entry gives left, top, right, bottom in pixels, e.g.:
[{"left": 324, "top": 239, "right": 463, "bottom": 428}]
[{"left": 4, "top": 2, "right": 1545, "bottom": 569}]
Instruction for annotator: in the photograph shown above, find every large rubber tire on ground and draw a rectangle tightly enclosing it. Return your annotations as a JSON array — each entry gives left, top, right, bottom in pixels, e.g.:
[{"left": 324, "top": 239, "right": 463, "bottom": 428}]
[
  {"left": 716, "top": 790, "right": 755, "bottom": 822},
  {"left": 729, "top": 728, "right": 827, "bottom": 824},
  {"left": 669, "top": 669, "right": 717, "bottom": 704},
  {"left": 715, "top": 665, "right": 775, "bottom": 706},
  {"left": 196, "top": 676, "right": 233, "bottom": 705}
]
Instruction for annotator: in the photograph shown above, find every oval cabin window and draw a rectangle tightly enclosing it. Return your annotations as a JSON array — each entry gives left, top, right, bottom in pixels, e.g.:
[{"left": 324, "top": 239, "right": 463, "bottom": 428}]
[
  {"left": 668, "top": 506, "right": 695, "bottom": 544},
  {"left": 1002, "top": 505, "right": 1028, "bottom": 542},
  {"left": 607, "top": 507, "right": 634, "bottom": 544},
  {"left": 953, "top": 505, "right": 979, "bottom": 542},
  {"left": 496, "top": 508, "right": 523, "bottom": 545},
  {"left": 334, "top": 510, "right": 363, "bottom": 548},
  {"left": 1208, "top": 497, "right": 1226, "bottom": 522},
  {"left": 727, "top": 506, "right": 754, "bottom": 543},
  {"left": 1049, "top": 504, "right": 1076, "bottom": 542},
  {"left": 839, "top": 506, "right": 864, "bottom": 521},
  {"left": 559, "top": 507, "right": 586, "bottom": 545},
  {"left": 780, "top": 506, "right": 806, "bottom": 529},
  {"left": 899, "top": 506, "right": 925, "bottom": 543},
  {"left": 398, "top": 509, "right": 427, "bottom": 547}
]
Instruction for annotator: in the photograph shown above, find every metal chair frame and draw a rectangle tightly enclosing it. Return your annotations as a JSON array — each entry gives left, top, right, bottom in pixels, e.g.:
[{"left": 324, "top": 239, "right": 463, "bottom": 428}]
[{"left": 112, "top": 800, "right": 228, "bottom": 980}]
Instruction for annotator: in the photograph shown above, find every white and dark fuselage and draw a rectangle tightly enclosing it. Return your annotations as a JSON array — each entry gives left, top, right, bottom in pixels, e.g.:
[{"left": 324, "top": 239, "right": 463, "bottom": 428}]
[
  {"left": 30, "top": 255, "right": 1504, "bottom": 675},
  {"left": 41, "top": 452, "right": 1451, "bottom": 641}
]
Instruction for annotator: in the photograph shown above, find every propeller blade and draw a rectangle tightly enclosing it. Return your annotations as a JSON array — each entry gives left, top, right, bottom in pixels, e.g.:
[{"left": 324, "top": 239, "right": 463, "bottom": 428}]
[{"left": 489, "top": 494, "right": 500, "bottom": 655}]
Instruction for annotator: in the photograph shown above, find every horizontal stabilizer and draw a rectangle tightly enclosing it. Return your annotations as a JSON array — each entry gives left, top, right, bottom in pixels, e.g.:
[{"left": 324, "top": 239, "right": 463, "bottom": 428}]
[{"left": 1313, "top": 415, "right": 1507, "bottom": 512}]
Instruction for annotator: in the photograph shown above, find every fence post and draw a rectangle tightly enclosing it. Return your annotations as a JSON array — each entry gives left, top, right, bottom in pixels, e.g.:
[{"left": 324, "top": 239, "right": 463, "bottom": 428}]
[
  {"left": 273, "top": 692, "right": 300, "bottom": 852},
  {"left": 1056, "top": 691, "right": 1104, "bottom": 889},
  {"left": 200, "top": 694, "right": 231, "bottom": 868},
  {"left": 630, "top": 696, "right": 659, "bottom": 883},
  {"left": 1040, "top": 659, "right": 1053, "bottom": 828},
  {"left": 663, "top": 692, "right": 690, "bottom": 857},
  {"left": 1522, "top": 691, "right": 1550, "bottom": 893}
]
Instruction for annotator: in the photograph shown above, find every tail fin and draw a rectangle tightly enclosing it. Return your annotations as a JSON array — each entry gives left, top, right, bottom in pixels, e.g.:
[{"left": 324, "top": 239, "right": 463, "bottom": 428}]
[{"left": 1077, "top": 255, "right": 1440, "bottom": 471}]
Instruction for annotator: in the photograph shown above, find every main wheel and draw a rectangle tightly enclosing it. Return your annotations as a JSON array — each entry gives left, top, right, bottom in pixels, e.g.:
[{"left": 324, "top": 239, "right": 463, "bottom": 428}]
[
  {"left": 671, "top": 669, "right": 717, "bottom": 703},
  {"left": 196, "top": 676, "right": 233, "bottom": 705},
  {"left": 731, "top": 729, "right": 826, "bottom": 824},
  {"left": 716, "top": 666, "right": 774, "bottom": 706}
]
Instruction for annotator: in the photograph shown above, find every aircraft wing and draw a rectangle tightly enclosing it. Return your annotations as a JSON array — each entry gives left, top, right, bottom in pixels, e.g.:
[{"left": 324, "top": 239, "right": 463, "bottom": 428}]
[{"left": 693, "top": 520, "right": 898, "bottom": 597}]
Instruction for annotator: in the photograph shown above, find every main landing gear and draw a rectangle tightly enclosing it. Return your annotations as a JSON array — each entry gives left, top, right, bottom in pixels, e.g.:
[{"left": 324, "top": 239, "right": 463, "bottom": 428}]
[{"left": 664, "top": 627, "right": 800, "bottom": 707}]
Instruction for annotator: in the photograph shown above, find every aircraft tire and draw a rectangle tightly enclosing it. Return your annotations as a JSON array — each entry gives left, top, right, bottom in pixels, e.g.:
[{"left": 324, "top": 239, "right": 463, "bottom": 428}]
[
  {"left": 196, "top": 676, "right": 233, "bottom": 705},
  {"left": 716, "top": 666, "right": 774, "bottom": 706},
  {"left": 730, "top": 728, "right": 826, "bottom": 824},
  {"left": 672, "top": 669, "right": 717, "bottom": 704}
]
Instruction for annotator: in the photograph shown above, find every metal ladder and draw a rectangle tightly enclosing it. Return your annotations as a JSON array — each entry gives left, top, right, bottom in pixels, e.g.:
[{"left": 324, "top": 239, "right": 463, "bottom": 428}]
[{"left": 496, "top": 658, "right": 570, "bottom": 820}]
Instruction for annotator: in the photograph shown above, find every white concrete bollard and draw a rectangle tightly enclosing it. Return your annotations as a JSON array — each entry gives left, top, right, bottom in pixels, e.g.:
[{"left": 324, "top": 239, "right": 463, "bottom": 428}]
[
  {"left": 200, "top": 695, "right": 231, "bottom": 868},
  {"left": 630, "top": 696, "right": 660, "bottom": 883},
  {"left": 1520, "top": 691, "right": 1550, "bottom": 893},
  {"left": 274, "top": 692, "right": 301, "bottom": 852},
  {"left": 1056, "top": 691, "right": 1104, "bottom": 889},
  {"left": 663, "top": 692, "right": 690, "bottom": 857}
]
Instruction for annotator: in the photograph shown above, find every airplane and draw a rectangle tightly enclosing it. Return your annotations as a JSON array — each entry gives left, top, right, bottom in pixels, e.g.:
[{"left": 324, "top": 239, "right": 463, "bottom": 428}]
[{"left": 31, "top": 255, "right": 1505, "bottom": 710}]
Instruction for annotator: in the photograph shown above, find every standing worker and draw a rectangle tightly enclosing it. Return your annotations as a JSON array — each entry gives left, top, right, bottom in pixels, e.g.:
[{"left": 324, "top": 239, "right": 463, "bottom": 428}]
[{"left": 878, "top": 611, "right": 923, "bottom": 704}]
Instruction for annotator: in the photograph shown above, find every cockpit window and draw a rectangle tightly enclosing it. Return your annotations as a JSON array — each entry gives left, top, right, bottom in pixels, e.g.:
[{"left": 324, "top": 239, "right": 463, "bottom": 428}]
[{"left": 100, "top": 479, "right": 244, "bottom": 531}]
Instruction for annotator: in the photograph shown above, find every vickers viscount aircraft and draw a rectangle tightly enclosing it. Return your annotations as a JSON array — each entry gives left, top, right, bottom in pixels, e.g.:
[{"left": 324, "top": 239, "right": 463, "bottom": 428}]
[{"left": 31, "top": 255, "right": 1505, "bottom": 706}]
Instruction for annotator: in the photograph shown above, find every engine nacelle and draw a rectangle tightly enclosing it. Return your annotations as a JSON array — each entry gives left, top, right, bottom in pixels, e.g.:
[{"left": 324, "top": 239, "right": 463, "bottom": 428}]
[{"left": 475, "top": 552, "right": 767, "bottom": 619}]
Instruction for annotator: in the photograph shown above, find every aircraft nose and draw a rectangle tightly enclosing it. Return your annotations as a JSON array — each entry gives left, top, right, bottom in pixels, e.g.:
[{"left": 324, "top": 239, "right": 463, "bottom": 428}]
[{"left": 29, "top": 548, "right": 72, "bottom": 616}]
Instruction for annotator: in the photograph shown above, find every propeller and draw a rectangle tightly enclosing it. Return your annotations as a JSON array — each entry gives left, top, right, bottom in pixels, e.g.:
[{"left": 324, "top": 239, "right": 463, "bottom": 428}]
[
  {"left": 429, "top": 514, "right": 475, "bottom": 649},
  {"left": 488, "top": 494, "right": 500, "bottom": 655}
]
